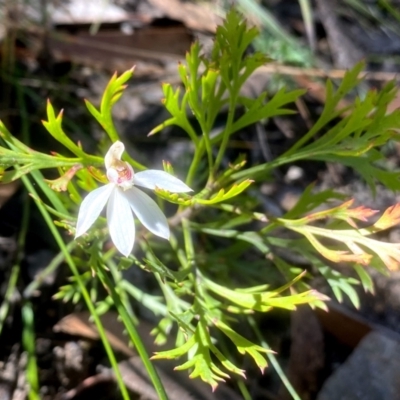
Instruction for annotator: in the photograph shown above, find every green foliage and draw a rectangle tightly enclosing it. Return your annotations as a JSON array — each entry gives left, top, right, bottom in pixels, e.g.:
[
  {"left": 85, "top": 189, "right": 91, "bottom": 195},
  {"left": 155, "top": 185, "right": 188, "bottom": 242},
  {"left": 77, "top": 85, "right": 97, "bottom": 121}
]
[{"left": 1, "top": 8, "right": 400, "bottom": 397}]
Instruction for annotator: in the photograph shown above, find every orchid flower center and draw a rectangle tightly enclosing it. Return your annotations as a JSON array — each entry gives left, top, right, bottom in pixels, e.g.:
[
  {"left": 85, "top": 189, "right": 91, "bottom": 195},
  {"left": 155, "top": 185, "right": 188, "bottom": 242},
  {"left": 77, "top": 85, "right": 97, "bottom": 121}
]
[
  {"left": 104, "top": 141, "right": 135, "bottom": 190},
  {"left": 107, "top": 162, "right": 134, "bottom": 190}
]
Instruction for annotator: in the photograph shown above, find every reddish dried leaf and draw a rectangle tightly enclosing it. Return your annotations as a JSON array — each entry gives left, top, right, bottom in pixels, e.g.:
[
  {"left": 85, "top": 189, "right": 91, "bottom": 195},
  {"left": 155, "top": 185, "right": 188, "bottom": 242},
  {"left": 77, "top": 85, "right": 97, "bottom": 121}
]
[
  {"left": 374, "top": 244, "right": 400, "bottom": 271},
  {"left": 332, "top": 200, "right": 378, "bottom": 227},
  {"left": 305, "top": 232, "right": 372, "bottom": 265},
  {"left": 346, "top": 205, "right": 379, "bottom": 222},
  {"left": 380, "top": 253, "right": 399, "bottom": 271},
  {"left": 302, "top": 200, "right": 377, "bottom": 228},
  {"left": 374, "top": 203, "right": 400, "bottom": 230},
  {"left": 45, "top": 164, "right": 82, "bottom": 192}
]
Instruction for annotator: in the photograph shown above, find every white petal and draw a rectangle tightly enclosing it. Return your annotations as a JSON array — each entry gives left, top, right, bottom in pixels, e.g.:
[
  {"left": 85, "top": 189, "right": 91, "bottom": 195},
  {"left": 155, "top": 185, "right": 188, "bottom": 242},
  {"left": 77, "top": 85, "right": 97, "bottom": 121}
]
[
  {"left": 133, "top": 170, "right": 192, "bottom": 193},
  {"left": 107, "top": 188, "right": 135, "bottom": 257},
  {"left": 124, "top": 187, "right": 170, "bottom": 240},
  {"left": 105, "top": 141, "right": 125, "bottom": 169},
  {"left": 75, "top": 184, "right": 114, "bottom": 238}
]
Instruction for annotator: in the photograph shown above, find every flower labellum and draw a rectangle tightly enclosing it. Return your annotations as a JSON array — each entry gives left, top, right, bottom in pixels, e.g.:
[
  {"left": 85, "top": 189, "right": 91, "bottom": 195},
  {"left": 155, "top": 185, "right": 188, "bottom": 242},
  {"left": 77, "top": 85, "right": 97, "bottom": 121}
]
[{"left": 75, "top": 141, "right": 193, "bottom": 256}]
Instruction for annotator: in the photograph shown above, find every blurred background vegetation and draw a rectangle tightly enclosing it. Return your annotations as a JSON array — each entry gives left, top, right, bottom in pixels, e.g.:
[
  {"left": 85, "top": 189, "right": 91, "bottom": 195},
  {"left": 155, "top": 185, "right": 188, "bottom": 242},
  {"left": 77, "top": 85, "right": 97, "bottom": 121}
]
[{"left": 1, "top": 1, "right": 400, "bottom": 399}]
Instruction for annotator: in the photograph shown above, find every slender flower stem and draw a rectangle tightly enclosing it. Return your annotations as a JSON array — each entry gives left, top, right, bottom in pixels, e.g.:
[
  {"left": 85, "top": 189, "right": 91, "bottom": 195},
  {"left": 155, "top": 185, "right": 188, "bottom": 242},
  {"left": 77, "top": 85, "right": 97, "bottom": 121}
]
[
  {"left": 181, "top": 218, "right": 195, "bottom": 269},
  {"left": 23, "top": 241, "right": 77, "bottom": 298},
  {"left": 95, "top": 265, "right": 169, "bottom": 400},
  {"left": 213, "top": 61, "right": 240, "bottom": 174},
  {"left": 0, "top": 263, "right": 19, "bottom": 336},
  {"left": 181, "top": 218, "right": 202, "bottom": 304},
  {"left": 248, "top": 316, "right": 301, "bottom": 400},
  {"left": 213, "top": 94, "right": 237, "bottom": 174},
  {"left": 21, "top": 175, "right": 131, "bottom": 400},
  {"left": 17, "top": 189, "right": 40, "bottom": 399},
  {"left": 199, "top": 116, "right": 214, "bottom": 181},
  {"left": 203, "top": 132, "right": 214, "bottom": 181},
  {"left": 186, "top": 140, "right": 206, "bottom": 187},
  {"left": 106, "top": 258, "right": 138, "bottom": 324},
  {"left": 22, "top": 301, "right": 40, "bottom": 400}
]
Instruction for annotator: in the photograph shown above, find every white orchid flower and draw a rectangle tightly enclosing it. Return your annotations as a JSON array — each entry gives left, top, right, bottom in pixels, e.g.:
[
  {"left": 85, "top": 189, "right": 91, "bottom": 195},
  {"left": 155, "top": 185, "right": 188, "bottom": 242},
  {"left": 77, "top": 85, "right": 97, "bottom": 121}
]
[{"left": 75, "top": 141, "right": 192, "bottom": 256}]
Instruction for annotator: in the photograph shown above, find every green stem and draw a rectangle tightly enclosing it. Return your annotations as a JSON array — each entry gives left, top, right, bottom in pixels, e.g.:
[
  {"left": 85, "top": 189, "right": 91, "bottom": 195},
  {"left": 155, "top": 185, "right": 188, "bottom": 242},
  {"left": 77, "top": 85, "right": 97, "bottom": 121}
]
[
  {"left": 22, "top": 301, "right": 40, "bottom": 400},
  {"left": 248, "top": 316, "right": 301, "bottom": 400},
  {"left": 23, "top": 241, "right": 77, "bottom": 298},
  {"left": 186, "top": 140, "right": 206, "bottom": 187},
  {"left": 0, "top": 263, "right": 19, "bottom": 336},
  {"left": 198, "top": 114, "right": 214, "bottom": 181},
  {"left": 0, "top": 184, "right": 30, "bottom": 334},
  {"left": 96, "top": 266, "right": 169, "bottom": 400},
  {"left": 181, "top": 218, "right": 201, "bottom": 304},
  {"left": 213, "top": 88, "right": 239, "bottom": 173},
  {"left": 237, "top": 379, "right": 252, "bottom": 400},
  {"left": 181, "top": 218, "right": 195, "bottom": 268},
  {"left": 203, "top": 129, "right": 214, "bottom": 181},
  {"left": 231, "top": 146, "right": 328, "bottom": 181},
  {"left": 21, "top": 175, "right": 131, "bottom": 400},
  {"left": 107, "top": 258, "right": 139, "bottom": 324},
  {"left": 16, "top": 79, "right": 40, "bottom": 400}
]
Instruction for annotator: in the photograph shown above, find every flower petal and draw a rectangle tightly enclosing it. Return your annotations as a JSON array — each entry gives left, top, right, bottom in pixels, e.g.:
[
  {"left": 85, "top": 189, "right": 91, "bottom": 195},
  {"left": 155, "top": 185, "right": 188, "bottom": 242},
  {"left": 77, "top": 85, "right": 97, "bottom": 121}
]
[
  {"left": 75, "top": 183, "right": 114, "bottom": 238},
  {"left": 124, "top": 187, "right": 170, "bottom": 240},
  {"left": 133, "top": 170, "right": 192, "bottom": 193},
  {"left": 105, "top": 141, "right": 125, "bottom": 169},
  {"left": 107, "top": 188, "right": 135, "bottom": 257}
]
